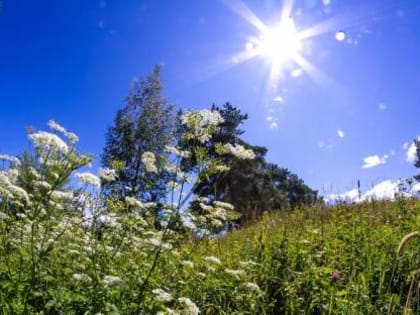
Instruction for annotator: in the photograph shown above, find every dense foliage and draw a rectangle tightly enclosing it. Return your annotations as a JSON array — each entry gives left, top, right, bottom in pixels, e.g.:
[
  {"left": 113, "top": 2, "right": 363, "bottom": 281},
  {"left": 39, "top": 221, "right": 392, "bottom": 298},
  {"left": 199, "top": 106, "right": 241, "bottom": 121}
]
[{"left": 414, "top": 139, "right": 420, "bottom": 182}]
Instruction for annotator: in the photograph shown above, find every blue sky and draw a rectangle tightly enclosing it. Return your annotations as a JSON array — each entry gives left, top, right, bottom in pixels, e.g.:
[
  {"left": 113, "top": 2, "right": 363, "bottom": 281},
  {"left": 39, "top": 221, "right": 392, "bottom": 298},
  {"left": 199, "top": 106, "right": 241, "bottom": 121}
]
[{"left": 1, "top": 0, "right": 420, "bottom": 196}]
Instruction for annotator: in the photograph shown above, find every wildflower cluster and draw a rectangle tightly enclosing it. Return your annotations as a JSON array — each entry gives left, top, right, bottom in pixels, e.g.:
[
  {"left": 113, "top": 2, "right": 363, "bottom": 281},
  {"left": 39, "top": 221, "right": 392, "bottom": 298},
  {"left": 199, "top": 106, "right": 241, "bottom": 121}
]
[
  {"left": 0, "top": 112, "right": 259, "bottom": 313},
  {"left": 181, "top": 109, "right": 224, "bottom": 143},
  {"left": 216, "top": 142, "right": 256, "bottom": 160}
]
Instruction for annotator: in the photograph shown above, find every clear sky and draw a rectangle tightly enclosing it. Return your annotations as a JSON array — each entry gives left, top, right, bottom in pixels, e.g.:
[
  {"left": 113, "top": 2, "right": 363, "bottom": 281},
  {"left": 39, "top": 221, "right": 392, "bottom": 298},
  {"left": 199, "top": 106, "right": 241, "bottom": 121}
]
[{"left": 1, "top": 0, "right": 420, "bottom": 196}]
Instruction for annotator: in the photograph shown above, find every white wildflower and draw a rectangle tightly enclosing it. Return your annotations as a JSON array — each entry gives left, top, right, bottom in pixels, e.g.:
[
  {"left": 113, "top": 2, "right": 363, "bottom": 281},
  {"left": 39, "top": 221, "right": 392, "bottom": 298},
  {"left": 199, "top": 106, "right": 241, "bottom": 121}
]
[
  {"left": 97, "top": 214, "right": 119, "bottom": 226},
  {"left": 183, "top": 219, "right": 196, "bottom": 230},
  {"left": 199, "top": 203, "right": 213, "bottom": 212},
  {"left": 225, "top": 268, "right": 245, "bottom": 279},
  {"left": 143, "top": 202, "right": 157, "bottom": 208},
  {"left": 178, "top": 297, "right": 200, "bottom": 315},
  {"left": 214, "top": 165, "right": 230, "bottom": 172},
  {"left": 204, "top": 256, "right": 221, "bottom": 265},
  {"left": 223, "top": 143, "right": 255, "bottom": 159},
  {"left": 181, "top": 110, "right": 224, "bottom": 143},
  {"left": 207, "top": 266, "right": 216, "bottom": 273},
  {"left": 48, "top": 120, "right": 66, "bottom": 134},
  {"left": 125, "top": 196, "right": 144, "bottom": 208},
  {"left": 7, "top": 168, "right": 19, "bottom": 182},
  {"left": 213, "top": 201, "right": 234, "bottom": 210},
  {"left": 0, "top": 212, "right": 8, "bottom": 220},
  {"left": 0, "top": 172, "right": 30, "bottom": 204},
  {"left": 239, "top": 260, "right": 258, "bottom": 268},
  {"left": 48, "top": 120, "right": 79, "bottom": 143},
  {"left": 28, "top": 131, "right": 69, "bottom": 154},
  {"left": 99, "top": 167, "right": 117, "bottom": 182},
  {"left": 181, "top": 260, "right": 194, "bottom": 268},
  {"left": 194, "top": 109, "right": 224, "bottom": 126},
  {"left": 28, "top": 167, "right": 41, "bottom": 179},
  {"left": 152, "top": 288, "right": 173, "bottom": 302},
  {"left": 146, "top": 238, "right": 173, "bottom": 250},
  {"left": 75, "top": 172, "right": 101, "bottom": 188},
  {"left": 245, "top": 282, "right": 262, "bottom": 294},
  {"left": 103, "top": 275, "right": 123, "bottom": 287},
  {"left": 35, "top": 181, "right": 52, "bottom": 191},
  {"left": 141, "top": 152, "right": 157, "bottom": 173},
  {"left": 73, "top": 273, "right": 92, "bottom": 282},
  {"left": 65, "top": 131, "right": 79, "bottom": 144},
  {"left": 50, "top": 190, "right": 74, "bottom": 201}
]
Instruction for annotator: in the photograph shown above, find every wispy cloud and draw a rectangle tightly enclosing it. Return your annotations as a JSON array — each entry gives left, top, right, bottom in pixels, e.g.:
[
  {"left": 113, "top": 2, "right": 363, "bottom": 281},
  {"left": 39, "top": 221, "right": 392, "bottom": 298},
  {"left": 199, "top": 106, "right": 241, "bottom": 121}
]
[
  {"left": 337, "top": 129, "right": 344, "bottom": 139},
  {"left": 324, "top": 188, "right": 359, "bottom": 204},
  {"left": 265, "top": 116, "right": 278, "bottom": 129},
  {"left": 318, "top": 139, "right": 333, "bottom": 150},
  {"left": 272, "top": 96, "right": 284, "bottom": 103},
  {"left": 362, "top": 154, "right": 388, "bottom": 169},
  {"left": 378, "top": 103, "right": 387, "bottom": 111}
]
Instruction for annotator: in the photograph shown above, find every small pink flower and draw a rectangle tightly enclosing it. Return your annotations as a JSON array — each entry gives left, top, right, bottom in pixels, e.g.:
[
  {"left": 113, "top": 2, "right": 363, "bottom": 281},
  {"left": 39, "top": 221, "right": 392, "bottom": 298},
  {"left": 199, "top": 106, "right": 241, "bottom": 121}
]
[{"left": 330, "top": 271, "right": 341, "bottom": 283}]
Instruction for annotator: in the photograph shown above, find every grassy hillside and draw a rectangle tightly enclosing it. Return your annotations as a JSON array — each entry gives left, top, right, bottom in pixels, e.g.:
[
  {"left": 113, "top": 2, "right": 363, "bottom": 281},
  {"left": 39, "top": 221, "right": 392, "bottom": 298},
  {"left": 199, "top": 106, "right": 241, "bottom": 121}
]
[
  {"left": 2, "top": 191, "right": 420, "bottom": 313},
  {"left": 184, "top": 198, "right": 420, "bottom": 314}
]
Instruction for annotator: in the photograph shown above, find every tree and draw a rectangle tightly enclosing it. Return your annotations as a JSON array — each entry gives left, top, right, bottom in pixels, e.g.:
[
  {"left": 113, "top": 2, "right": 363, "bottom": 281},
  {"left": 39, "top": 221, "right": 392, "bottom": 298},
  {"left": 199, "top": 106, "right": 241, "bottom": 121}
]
[
  {"left": 185, "top": 103, "right": 317, "bottom": 225},
  {"left": 101, "top": 65, "right": 176, "bottom": 203},
  {"left": 414, "top": 139, "right": 420, "bottom": 181}
]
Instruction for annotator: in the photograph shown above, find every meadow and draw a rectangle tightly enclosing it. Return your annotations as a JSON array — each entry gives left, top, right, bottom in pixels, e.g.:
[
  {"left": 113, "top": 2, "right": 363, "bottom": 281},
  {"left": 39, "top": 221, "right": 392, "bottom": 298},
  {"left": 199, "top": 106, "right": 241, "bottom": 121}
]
[{"left": 1, "top": 117, "right": 419, "bottom": 314}]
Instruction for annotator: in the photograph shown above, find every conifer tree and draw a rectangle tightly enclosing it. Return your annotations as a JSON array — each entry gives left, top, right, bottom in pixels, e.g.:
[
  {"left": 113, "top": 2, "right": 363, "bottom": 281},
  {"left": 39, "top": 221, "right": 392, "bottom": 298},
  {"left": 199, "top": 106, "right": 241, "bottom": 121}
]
[{"left": 101, "top": 65, "right": 176, "bottom": 203}]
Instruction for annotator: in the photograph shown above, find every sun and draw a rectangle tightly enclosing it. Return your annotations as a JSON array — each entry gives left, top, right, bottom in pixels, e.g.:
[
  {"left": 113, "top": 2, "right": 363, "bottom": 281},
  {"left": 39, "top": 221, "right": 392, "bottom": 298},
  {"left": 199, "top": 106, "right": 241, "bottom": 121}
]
[
  {"left": 221, "top": 0, "right": 345, "bottom": 86},
  {"left": 255, "top": 17, "right": 301, "bottom": 68}
]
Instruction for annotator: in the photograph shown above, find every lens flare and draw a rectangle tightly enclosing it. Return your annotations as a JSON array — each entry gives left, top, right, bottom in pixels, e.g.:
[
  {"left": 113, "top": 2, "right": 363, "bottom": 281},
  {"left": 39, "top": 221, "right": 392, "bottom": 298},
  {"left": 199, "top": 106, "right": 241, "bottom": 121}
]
[{"left": 256, "top": 18, "right": 301, "bottom": 67}]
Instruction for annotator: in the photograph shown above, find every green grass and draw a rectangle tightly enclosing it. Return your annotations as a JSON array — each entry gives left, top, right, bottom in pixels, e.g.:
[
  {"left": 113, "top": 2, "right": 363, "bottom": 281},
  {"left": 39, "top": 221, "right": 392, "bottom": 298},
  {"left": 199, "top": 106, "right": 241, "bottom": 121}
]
[
  {"left": 1, "top": 197, "right": 420, "bottom": 313},
  {"left": 186, "top": 198, "right": 420, "bottom": 314}
]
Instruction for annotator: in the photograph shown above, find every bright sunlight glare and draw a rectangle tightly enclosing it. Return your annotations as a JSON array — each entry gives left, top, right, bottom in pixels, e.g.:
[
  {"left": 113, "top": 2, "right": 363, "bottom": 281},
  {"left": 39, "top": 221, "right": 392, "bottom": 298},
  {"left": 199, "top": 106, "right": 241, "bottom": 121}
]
[{"left": 256, "top": 18, "right": 301, "bottom": 66}]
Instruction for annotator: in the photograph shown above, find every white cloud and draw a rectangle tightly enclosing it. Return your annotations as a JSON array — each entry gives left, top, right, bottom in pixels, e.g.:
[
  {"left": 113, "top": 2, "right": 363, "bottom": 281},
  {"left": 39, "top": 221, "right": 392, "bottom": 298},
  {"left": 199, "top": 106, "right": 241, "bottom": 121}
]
[
  {"left": 403, "top": 142, "right": 410, "bottom": 150},
  {"left": 362, "top": 154, "right": 388, "bottom": 169},
  {"left": 325, "top": 179, "right": 414, "bottom": 204},
  {"left": 378, "top": 103, "right": 387, "bottom": 111},
  {"left": 318, "top": 139, "right": 334, "bottom": 150},
  {"left": 272, "top": 96, "right": 284, "bottom": 103},
  {"left": 406, "top": 141, "right": 417, "bottom": 164},
  {"left": 324, "top": 189, "right": 359, "bottom": 204},
  {"left": 265, "top": 116, "right": 278, "bottom": 129},
  {"left": 363, "top": 180, "right": 399, "bottom": 201},
  {"left": 290, "top": 68, "right": 303, "bottom": 78},
  {"left": 412, "top": 183, "right": 420, "bottom": 193},
  {"left": 337, "top": 129, "right": 345, "bottom": 138}
]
